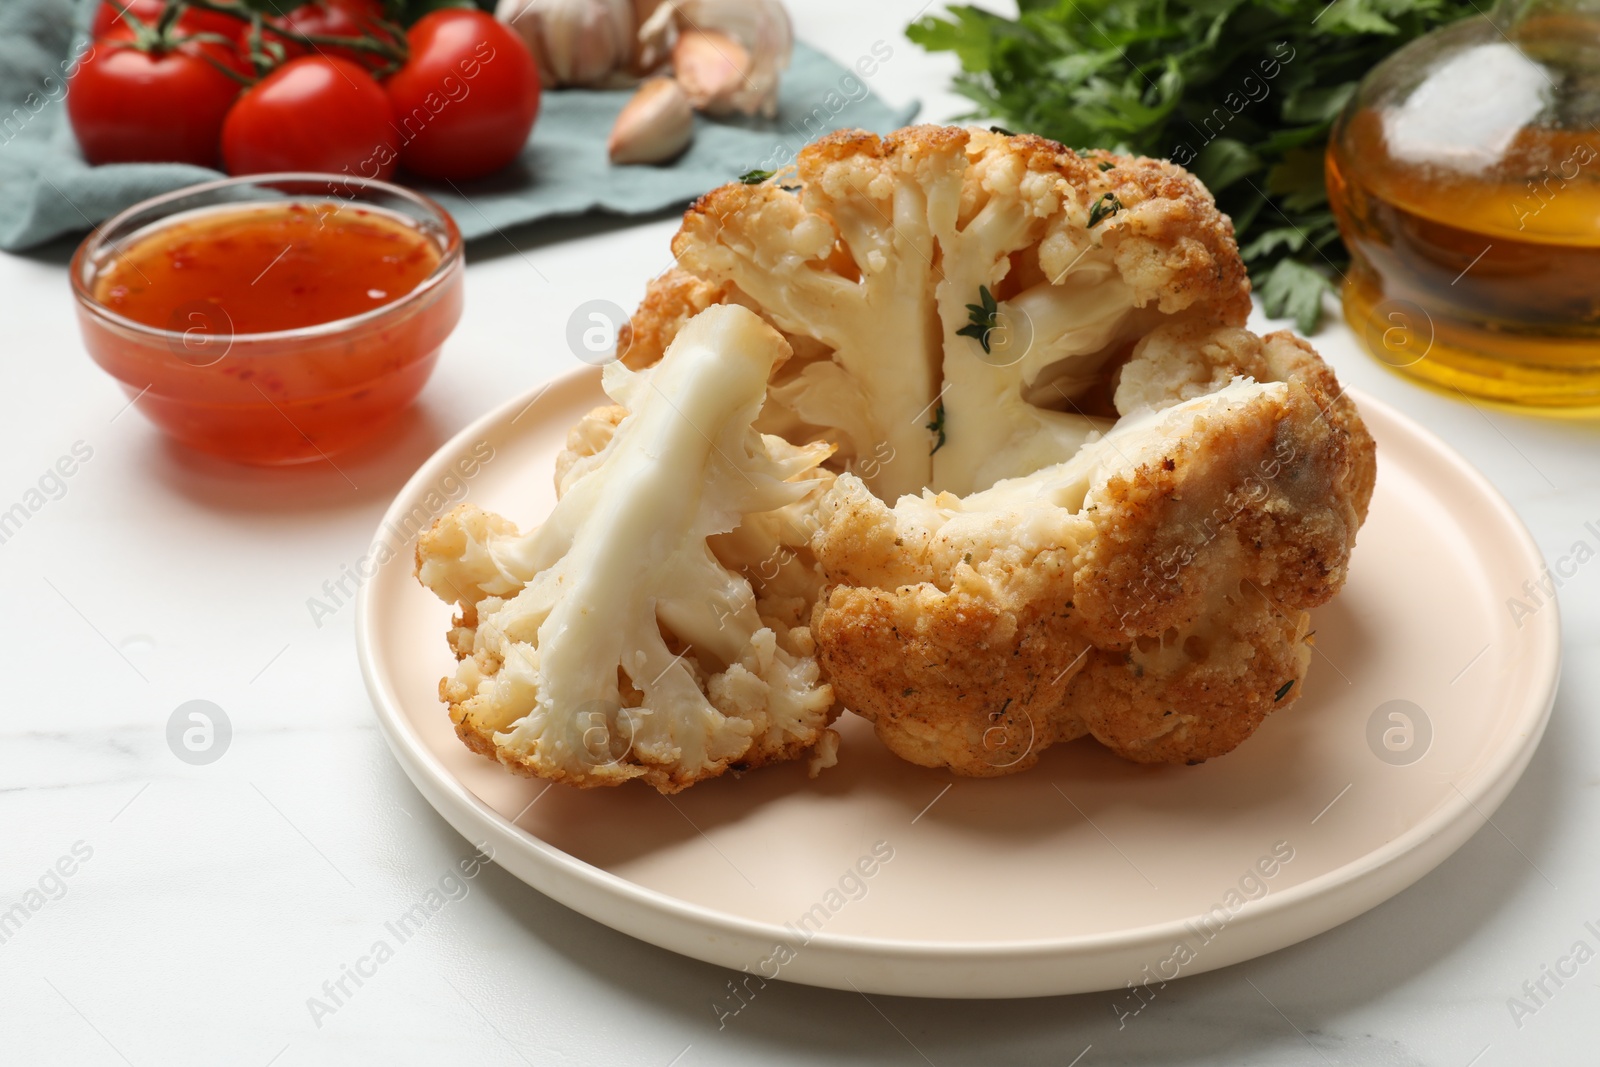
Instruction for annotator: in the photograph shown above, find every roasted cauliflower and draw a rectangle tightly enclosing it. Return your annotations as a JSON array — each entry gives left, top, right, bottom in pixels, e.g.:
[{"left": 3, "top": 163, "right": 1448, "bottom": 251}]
[
  {"left": 415, "top": 305, "right": 838, "bottom": 793},
  {"left": 622, "top": 125, "right": 1251, "bottom": 498},
  {"left": 418, "top": 123, "right": 1377, "bottom": 787},
  {"left": 811, "top": 324, "right": 1374, "bottom": 774},
  {"left": 601, "top": 124, "right": 1374, "bottom": 775}
]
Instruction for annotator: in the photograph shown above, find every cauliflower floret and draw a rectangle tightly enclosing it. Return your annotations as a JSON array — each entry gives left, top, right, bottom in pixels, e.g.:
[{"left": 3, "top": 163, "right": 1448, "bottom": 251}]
[
  {"left": 1114, "top": 320, "right": 1378, "bottom": 521},
  {"left": 1064, "top": 593, "right": 1313, "bottom": 765},
  {"left": 416, "top": 305, "right": 838, "bottom": 793},
  {"left": 809, "top": 472, "right": 1092, "bottom": 775},
  {"left": 554, "top": 393, "right": 833, "bottom": 634},
  {"left": 552, "top": 403, "right": 626, "bottom": 495},
  {"left": 811, "top": 341, "right": 1375, "bottom": 774},
  {"left": 666, "top": 132, "right": 955, "bottom": 499},
  {"left": 615, "top": 268, "right": 727, "bottom": 371},
  {"left": 925, "top": 130, "right": 1249, "bottom": 494},
  {"left": 626, "top": 126, "right": 1250, "bottom": 498}
]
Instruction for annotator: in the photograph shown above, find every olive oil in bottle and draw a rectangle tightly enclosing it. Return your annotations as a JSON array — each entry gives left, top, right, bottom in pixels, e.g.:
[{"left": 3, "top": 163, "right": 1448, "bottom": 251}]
[{"left": 1327, "top": 0, "right": 1600, "bottom": 409}]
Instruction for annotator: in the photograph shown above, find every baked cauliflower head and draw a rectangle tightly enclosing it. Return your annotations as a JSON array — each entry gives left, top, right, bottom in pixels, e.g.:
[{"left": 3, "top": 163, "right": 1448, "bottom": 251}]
[
  {"left": 415, "top": 305, "right": 839, "bottom": 793},
  {"left": 621, "top": 125, "right": 1251, "bottom": 499},
  {"left": 605, "top": 124, "right": 1374, "bottom": 775},
  {"left": 812, "top": 324, "right": 1375, "bottom": 774},
  {"left": 417, "top": 123, "right": 1376, "bottom": 787}
]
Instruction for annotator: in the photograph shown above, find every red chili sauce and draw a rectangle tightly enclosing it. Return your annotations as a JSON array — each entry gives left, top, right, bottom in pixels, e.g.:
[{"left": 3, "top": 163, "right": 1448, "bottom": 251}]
[
  {"left": 94, "top": 202, "right": 441, "bottom": 332},
  {"left": 81, "top": 200, "right": 461, "bottom": 464}
]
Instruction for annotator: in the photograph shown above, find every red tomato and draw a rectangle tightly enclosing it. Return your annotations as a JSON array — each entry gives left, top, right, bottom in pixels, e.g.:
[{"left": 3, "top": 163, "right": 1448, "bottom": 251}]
[
  {"left": 67, "top": 29, "right": 243, "bottom": 167},
  {"left": 384, "top": 10, "right": 540, "bottom": 181},
  {"left": 221, "top": 56, "right": 399, "bottom": 178},
  {"left": 90, "top": 0, "right": 242, "bottom": 40},
  {"left": 242, "top": 0, "right": 400, "bottom": 73}
]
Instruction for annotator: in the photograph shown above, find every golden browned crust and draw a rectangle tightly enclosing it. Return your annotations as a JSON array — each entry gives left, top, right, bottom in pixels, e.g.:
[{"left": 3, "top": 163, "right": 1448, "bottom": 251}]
[
  {"left": 617, "top": 268, "right": 727, "bottom": 370},
  {"left": 442, "top": 675, "right": 841, "bottom": 794},
  {"left": 1063, "top": 378, "right": 1367, "bottom": 763},
  {"left": 1065, "top": 591, "right": 1312, "bottom": 764},
  {"left": 1059, "top": 150, "right": 1252, "bottom": 324},
  {"left": 811, "top": 552, "right": 1089, "bottom": 776},
  {"left": 1112, "top": 319, "right": 1377, "bottom": 536},
  {"left": 811, "top": 360, "right": 1371, "bottom": 771},
  {"left": 1072, "top": 382, "right": 1362, "bottom": 644},
  {"left": 1259, "top": 331, "right": 1377, "bottom": 523},
  {"left": 445, "top": 677, "right": 502, "bottom": 761}
]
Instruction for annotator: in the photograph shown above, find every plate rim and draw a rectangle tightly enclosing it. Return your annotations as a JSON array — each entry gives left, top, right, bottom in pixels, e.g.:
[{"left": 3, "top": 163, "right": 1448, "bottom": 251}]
[{"left": 357, "top": 367, "right": 1561, "bottom": 991}]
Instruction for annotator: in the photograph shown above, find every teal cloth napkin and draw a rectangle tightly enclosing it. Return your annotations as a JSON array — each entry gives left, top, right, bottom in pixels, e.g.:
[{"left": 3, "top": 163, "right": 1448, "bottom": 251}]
[{"left": 0, "top": 0, "right": 917, "bottom": 251}]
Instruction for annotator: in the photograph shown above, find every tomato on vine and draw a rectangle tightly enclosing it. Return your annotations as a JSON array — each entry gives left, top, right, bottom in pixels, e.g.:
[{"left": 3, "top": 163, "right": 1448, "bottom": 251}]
[
  {"left": 89, "top": 0, "right": 242, "bottom": 41},
  {"left": 70, "top": 0, "right": 546, "bottom": 182},
  {"left": 221, "top": 56, "right": 399, "bottom": 178},
  {"left": 240, "top": 0, "right": 404, "bottom": 74},
  {"left": 67, "top": 22, "right": 246, "bottom": 167},
  {"left": 384, "top": 9, "right": 541, "bottom": 181}
]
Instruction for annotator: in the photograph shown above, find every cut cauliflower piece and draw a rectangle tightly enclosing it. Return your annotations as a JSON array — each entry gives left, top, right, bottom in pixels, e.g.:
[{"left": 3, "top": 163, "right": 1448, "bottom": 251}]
[
  {"left": 495, "top": 122, "right": 1378, "bottom": 782},
  {"left": 552, "top": 403, "right": 626, "bottom": 496},
  {"left": 811, "top": 348, "right": 1375, "bottom": 774},
  {"left": 627, "top": 126, "right": 1250, "bottom": 498},
  {"left": 1113, "top": 320, "right": 1378, "bottom": 522},
  {"left": 809, "top": 471, "right": 1093, "bottom": 775},
  {"left": 668, "top": 131, "right": 956, "bottom": 499},
  {"left": 925, "top": 129, "right": 1248, "bottom": 494},
  {"left": 416, "top": 305, "right": 838, "bottom": 793},
  {"left": 553, "top": 390, "right": 833, "bottom": 634}
]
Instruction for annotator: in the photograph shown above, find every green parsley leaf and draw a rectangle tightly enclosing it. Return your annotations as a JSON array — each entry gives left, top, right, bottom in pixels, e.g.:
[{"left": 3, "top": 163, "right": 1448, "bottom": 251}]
[
  {"left": 739, "top": 169, "right": 774, "bottom": 185},
  {"left": 955, "top": 285, "right": 1000, "bottom": 353},
  {"left": 1259, "top": 258, "right": 1333, "bottom": 335},
  {"left": 926, "top": 402, "right": 947, "bottom": 455},
  {"left": 1087, "top": 193, "right": 1122, "bottom": 228},
  {"left": 1192, "top": 138, "right": 1262, "bottom": 195}
]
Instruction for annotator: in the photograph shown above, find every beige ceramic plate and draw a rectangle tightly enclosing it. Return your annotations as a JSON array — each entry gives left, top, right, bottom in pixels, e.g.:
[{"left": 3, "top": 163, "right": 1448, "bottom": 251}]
[{"left": 357, "top": 368, "right": 1560, "bottom": 998}]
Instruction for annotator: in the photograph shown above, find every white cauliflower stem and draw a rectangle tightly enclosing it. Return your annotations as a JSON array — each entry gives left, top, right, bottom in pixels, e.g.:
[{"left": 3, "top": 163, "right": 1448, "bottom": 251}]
[{"left": 416, "top": 305, "right": 837, "bottom": 793}]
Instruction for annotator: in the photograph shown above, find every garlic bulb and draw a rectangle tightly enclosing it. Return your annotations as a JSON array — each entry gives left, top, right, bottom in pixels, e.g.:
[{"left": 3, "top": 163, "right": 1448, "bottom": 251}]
[
  {"left": 497, "top": 0, "right": 640, "bottom": 87},
  {"left": 609, "top": 77, "right": 695, "bottom": 163},
  {"left": 650, "top": 0, "right": 792, "bottom": 117}
]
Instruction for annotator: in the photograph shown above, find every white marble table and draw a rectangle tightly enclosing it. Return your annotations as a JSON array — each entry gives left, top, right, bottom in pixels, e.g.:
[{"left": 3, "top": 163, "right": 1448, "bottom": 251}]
[{"left": 3, "top": 3, "right": 1596, "bottom": 1063}]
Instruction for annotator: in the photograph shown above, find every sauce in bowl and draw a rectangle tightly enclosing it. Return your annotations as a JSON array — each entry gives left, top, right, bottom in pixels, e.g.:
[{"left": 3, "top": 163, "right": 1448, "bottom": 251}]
[
  {"left": 73, "top": 175, "right": 463, "bottom": 465},
  {"left": 95, "top": 202, "right": 443, "bottom": 334}
]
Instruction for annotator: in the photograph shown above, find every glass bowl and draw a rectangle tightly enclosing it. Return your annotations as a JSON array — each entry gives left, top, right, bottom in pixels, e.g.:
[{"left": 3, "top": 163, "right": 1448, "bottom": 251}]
[{"left": 71, "top": 173, "right": 464, "bottom": 464}]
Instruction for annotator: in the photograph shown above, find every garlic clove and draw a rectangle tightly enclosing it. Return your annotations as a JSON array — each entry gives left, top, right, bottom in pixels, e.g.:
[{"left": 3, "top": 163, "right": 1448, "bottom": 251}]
[
  {"left": 608, "top": 77, "right": 695, "bottom": 164},
  {"left": 666, "top": 0, "right": 792, "bottom": 118},
  {"left": 672, "top": 29, "right": 752, "bottom": 112}
]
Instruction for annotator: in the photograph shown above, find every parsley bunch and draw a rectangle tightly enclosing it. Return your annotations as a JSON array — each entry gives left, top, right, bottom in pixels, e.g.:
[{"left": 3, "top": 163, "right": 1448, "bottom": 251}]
[{"left": 908, "top": 0, "right": 1477, "bottom": 331}]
